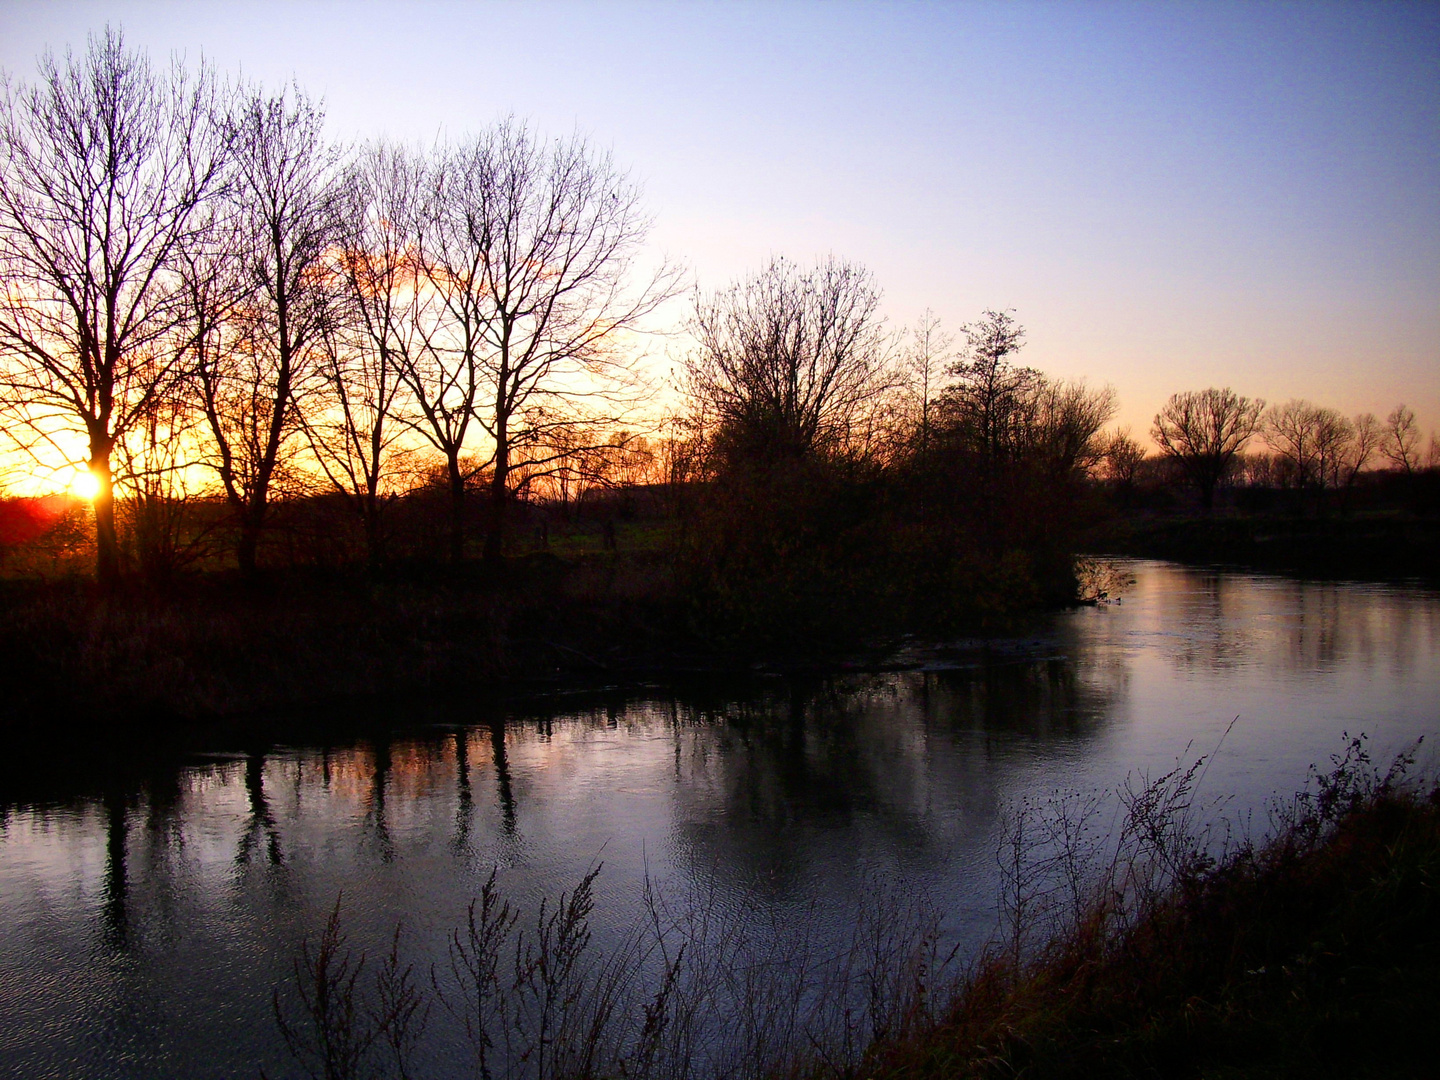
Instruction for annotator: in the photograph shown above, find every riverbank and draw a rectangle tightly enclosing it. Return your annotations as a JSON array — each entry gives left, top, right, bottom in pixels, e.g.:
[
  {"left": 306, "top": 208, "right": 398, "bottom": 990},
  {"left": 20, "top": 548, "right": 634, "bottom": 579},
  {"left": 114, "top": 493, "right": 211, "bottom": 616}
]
[
  {"left": 0, "top": 549, "right": 1047, "bottom": 737},
  {"left": 1091, "top": 512, "right": 1440, "bottom": 583},
  {"left": 861, "top": 742, "right": 1439, "bottom": 1079},
  {"left": 254, "top": 737, "right": 1439, "bottom": 1080},
  {"left": 0, "top": 553, "right": 689, "bottom": 729}
]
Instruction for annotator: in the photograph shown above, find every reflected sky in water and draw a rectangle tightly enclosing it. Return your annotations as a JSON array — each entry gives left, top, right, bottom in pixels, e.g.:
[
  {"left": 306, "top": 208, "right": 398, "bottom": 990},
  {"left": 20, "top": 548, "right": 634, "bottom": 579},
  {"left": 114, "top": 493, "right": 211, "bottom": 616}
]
[{"left": 1, "top": 560, "right": 1436, "bottom": 1079}]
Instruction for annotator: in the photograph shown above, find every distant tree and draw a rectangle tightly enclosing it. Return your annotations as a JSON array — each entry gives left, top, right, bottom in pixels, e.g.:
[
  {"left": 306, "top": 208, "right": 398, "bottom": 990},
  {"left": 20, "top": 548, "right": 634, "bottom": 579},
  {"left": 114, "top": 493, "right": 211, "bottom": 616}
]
[
  {"left": 1236, "top": 451, "right": 1277, "bottom": 489},
  {"left": 0, "top": 29, "right": 225, "bottom": 584},
  {"left": 196, "top": 84, "right": 343, "bottom": 577},
  {"left": 1266, "top": 400, "right": 1351, "bottom": 493},
  {"left": 1312, "top": 408, "right": 1353, "bottom": 493},
  {"left": 1265, "top": 400, "right": 1319, "bottom": 489},
  {"left": 685, "top": 255, "right": 891, "bottom": 468},
  {"left": 1382, "top": 404, "right": 1421, "bottom": 474},
  {"left": 1341, "top": 412, "right": 1381, "bottom": 489},
  {"left": 936, "top": 310, "right": 1040, "bottom": 474},
  {"left": 1102, "top": 428, "right": 1146, "bottom": 487},
  {"left": 903, "top": 309, "right": 953, "bottom": 454},
  {"left": 1027, "top": 379, "right": 1118, "bottom": 478},
  {"left": 1151, "top": 388, "right": 1265, "bottom": 510}
]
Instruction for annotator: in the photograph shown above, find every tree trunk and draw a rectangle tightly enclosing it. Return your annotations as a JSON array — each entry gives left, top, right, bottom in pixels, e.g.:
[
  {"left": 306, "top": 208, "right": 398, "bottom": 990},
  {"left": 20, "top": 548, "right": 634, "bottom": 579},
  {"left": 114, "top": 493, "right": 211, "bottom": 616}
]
[
  {"left": 237, "top": 501, "right": 265, "bottom": 579},
  {"left": 448, "top": 453, "right": 465, "bottom": 564},
  {"left": 90, "top": 448, "right": 122, "bottom": 588},
  {"left": 484, "top": 440, "right": 508, "bottom": 564}
]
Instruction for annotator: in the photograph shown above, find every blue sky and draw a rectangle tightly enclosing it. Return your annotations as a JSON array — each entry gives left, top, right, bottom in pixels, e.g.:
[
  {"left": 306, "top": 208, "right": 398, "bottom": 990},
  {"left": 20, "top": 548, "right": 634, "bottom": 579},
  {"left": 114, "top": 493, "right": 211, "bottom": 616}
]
[{"left": 3, "top": 0, "right": 1436, "bottom": 439}]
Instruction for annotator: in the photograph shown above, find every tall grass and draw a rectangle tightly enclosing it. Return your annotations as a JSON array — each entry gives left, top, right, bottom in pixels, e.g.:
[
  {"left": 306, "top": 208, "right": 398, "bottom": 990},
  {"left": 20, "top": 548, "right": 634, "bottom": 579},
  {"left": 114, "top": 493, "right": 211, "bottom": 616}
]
[
  {"left": 265, "top": 735, "right": 1439, "bottom": 1080},
  {"left": 873, "top": 734, "right": 1439, "bottom": 1078},
  {"left": 267, "top": 863, "right": 954, "bottom": 1080}
]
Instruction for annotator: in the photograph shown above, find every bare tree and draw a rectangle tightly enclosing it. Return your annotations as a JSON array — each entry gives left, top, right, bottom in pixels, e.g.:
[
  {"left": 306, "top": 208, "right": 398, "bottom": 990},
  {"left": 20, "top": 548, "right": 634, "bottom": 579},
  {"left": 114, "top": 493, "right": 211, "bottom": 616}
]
[
  {"left": 685, "top": 255, "right": 891, "bottom": 468},
  {"left": 196, "top": 84, "right": 342, "bottom": 577},
  {"left": 1102, "top": 428, "right": 1146, "bottom": 486},
  {"left": 903, "top": 309, "right": 952, "bottom": 455},
  {"left": 938, "top": 309, "right": 1039, "bottom": 471},
  {"left": 438, "top": 120, "right": 680, "bottom": 561},
  {"left": 1266, "top": 399, "right": 1352, "bottom": 492},
  {"left": 1027, "top": 378, "right": 1118, "bottom": 478},
  {"left": 1382, "top": 404, "right": 1421, "bottom": 474},
  {"left": 1151, "top": 388, "right": 1265, "bottom": 510},
  {"left": 1312, "top": 407, "right": 1353, "bottom": 493},
  {"left": 383, "top": 144, "right": 485, "bottom": 563},
  {"left": 1341, "top": 411, "right": 1381, "bottom": 489},
  {"left": 0, "top": 28, "right": 225, "bottom": 584},
  {"left": 305, "top": 142, "right": 424, "bottom": 565},
  {"left": 1256, "top": 404, "right": 1377, "bottom": 500}
]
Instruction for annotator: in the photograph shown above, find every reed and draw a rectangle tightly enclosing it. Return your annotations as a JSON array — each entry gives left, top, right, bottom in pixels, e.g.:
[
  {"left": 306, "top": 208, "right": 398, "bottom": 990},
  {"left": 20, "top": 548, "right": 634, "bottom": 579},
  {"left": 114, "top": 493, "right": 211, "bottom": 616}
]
[{"left": 266, "top": 735, "right": 1439, "bottom": 1079}]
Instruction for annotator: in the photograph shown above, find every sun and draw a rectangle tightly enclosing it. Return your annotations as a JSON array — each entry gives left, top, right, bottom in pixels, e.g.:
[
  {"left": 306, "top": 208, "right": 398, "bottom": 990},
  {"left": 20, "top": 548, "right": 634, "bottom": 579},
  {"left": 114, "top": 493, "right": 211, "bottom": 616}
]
[{"left": 68, "top": 468, "right": 100, "bottom": 501}]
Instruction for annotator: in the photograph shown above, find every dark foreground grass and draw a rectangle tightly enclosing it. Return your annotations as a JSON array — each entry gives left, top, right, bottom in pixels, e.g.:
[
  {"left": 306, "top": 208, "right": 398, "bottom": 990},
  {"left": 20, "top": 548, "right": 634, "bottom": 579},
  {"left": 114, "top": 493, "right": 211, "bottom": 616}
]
[
  {"left": 0, "top": 553, "right": 695, "bottom": 728},
  {"left": 864, "top": 738, "right": 1439, "bottom": 1080},
  {"left": 265, "top": 738, "right": 1439, "bottom": 1080}
]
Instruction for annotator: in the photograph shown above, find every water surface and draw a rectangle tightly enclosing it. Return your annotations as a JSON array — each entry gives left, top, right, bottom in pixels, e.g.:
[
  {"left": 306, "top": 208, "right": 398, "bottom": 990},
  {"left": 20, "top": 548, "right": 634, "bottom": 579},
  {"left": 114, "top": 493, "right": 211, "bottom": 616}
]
[{"left": 1, "top": 560, "right": 1436, "bottom": 1079}]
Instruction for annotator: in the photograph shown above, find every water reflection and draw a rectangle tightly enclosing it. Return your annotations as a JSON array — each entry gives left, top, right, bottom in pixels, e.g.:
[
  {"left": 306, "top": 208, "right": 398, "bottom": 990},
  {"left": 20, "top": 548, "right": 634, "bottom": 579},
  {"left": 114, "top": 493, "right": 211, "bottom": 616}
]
[
  {"left": 102, "top": 787, "right": 128, "bottom": 949},
  {"left": 368, "top": 737, "right": 395, "bottom": 863},
  {"left": 237, "top": 750, "right": 284, "bottom": 867},
  {"left": 0, "top": 561, "right": 1436, "bottom": 1080},
  {"left": 491, "top": 719, "right": 518, "bottom": 834},
  {"left": 452, "top": 730, "right": 472, "bottom": 854}
]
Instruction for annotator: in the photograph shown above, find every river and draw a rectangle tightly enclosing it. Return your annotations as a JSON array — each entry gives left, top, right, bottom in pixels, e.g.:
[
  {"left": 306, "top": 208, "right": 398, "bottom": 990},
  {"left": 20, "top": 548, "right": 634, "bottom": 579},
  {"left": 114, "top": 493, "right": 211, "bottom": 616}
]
[{"left": 1, "top": 559, "right": 1436, "bottom": 1078}]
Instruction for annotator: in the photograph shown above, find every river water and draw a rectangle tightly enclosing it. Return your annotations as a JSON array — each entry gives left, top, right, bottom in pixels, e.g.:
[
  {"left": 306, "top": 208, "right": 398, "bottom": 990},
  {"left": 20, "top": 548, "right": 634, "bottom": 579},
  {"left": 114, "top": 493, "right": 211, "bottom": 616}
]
[{"left": 1, "top": 559, "right": 1437, "bottom": 1079}]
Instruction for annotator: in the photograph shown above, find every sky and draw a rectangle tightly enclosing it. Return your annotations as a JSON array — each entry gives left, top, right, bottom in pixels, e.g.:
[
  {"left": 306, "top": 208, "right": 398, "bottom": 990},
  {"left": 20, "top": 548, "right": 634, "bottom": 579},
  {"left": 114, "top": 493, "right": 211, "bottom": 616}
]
[{"left": 1, "top": 0, "right": 1437, "bottom": 443}]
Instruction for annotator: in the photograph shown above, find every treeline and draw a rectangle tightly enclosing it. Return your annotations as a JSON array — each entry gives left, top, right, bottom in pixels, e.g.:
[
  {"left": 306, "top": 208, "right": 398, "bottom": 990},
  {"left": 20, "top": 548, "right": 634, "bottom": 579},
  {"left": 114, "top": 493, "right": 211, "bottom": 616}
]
[
  {"left": 0, "top": 29, "right": 1118, "bottom": 635},
  {"left": 1, "top": 31, "right": 1433, "bottom": 628},
  {"left": 0, "top": 29, "right": 677, "bottom": 585},
  {"left": 1102, "top": 391, "right": 1436, "bottom": 513},
  {"left": 675, "top": 283, "right": 1118, "bottom": 641}
]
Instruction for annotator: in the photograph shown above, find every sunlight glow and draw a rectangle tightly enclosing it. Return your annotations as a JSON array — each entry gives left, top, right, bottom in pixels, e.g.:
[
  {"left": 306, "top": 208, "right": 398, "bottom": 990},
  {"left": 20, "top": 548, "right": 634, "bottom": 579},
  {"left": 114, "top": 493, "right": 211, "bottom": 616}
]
[{"left": 67, "top": 468, "right": 100, "bottom": 501}]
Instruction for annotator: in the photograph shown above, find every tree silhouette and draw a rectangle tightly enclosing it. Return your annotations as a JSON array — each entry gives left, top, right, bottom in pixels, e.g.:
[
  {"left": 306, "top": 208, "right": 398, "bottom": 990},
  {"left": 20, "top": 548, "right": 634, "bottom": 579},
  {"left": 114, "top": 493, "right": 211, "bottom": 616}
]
[
  {"left": 685, "top": 255, "right": 890, "bottom": 468},
  {"left": 196, "top": 84, "right": 343, "bottom": 577},
  {"left": 1152, "top": 388, "right": 1264, "bottom": 511},
  {"left": 0, "top": 29, "right": 225, "bottom": 583}
]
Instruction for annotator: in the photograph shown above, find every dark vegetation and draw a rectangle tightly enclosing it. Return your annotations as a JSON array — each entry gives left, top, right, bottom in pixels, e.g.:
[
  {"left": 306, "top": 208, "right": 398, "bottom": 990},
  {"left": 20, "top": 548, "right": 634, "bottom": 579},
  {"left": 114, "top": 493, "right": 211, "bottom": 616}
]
[
  {"left": 1, "top": 28, "right": 1435, "bottom": 1080},
  {"left": 1089, "top": 446, "right": 1440, "bottom": 583},
  {"left": 261, "top": 737, "right": 1439, "bottom": 1079},
  {"left": 1, "top": 31, "right": 1436, "bottom": 731},
  {"left": 867, "top": 737, "right": 1440, "bottom": 1079}
]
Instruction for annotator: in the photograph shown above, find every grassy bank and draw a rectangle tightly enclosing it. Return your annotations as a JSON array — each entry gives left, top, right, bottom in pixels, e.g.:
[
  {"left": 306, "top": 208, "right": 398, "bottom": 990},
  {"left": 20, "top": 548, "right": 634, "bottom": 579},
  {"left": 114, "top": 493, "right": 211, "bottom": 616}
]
[
  {"left": 865, "top": 739, "right": 1438, "bottom": 1079},
  {"left": 1090, "top": 512, "right": 1440, "bottom": 583},
  {"left": 263, "top": 738, "right": 1439, "bottom": 1080},
  {"left": 0, "top": 523, "right": 1080, "bottom": 734},
  {"left": 0, "top": 552, "right": 697, "bottom": 730}
]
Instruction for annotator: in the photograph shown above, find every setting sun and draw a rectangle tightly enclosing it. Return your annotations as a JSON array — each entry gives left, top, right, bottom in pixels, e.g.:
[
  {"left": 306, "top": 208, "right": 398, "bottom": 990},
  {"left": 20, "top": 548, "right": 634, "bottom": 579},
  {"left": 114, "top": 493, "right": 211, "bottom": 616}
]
[{"left": 67, "top": 468, "right": 99, "bottom": 501}]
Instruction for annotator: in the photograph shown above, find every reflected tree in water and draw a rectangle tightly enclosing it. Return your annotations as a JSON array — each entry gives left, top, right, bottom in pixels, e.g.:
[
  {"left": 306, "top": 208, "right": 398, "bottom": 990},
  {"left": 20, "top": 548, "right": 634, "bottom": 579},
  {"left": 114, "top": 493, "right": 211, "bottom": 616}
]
[
  {"left": 452, "top": 729, "right": 474, "bottom": 854},
  {"left": 368, "top": 738, "right": 396, "bottom": 863},
  {"left": 237, "top": 750, "right": 284, "bottom": 867},
  {"left": 490, "top": 719, "right": 518, "bottom": 836},
  {"left": 102, "top": 787, "right": 129, "bottom": 948}
]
